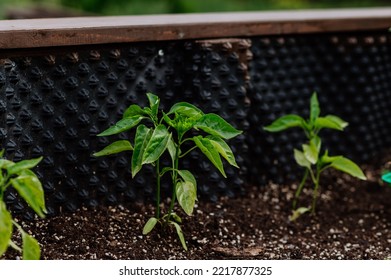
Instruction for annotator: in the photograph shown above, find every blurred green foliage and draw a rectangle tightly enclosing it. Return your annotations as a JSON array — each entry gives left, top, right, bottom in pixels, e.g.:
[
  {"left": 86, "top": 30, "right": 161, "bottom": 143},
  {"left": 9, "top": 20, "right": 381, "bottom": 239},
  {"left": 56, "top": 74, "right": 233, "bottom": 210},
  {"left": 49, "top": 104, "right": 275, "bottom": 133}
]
[{"left": 1, "top": 0, "right": 390, "bottom": 18}]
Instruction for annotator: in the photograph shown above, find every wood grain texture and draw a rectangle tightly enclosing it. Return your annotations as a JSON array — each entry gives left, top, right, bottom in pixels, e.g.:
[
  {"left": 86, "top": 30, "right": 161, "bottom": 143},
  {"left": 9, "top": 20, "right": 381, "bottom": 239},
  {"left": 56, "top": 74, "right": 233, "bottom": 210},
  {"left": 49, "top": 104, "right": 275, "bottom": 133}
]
[{"left": 1, "top": 8, "right": 391, "bottom": 49}]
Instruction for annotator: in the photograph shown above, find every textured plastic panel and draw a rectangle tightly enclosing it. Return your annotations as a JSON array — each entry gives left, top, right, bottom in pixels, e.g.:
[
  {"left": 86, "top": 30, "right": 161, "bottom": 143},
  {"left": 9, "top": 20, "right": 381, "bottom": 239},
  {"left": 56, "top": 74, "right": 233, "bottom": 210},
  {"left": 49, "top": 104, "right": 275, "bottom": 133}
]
[
  {"left": 0, "top": 40, "right": 250, "bottom": 216},
  {"left": 1, "top": 30, "right": 391, "bottom": 217},
  {"left": 248, "top": 31, "right": 391, "bottom": 184}
]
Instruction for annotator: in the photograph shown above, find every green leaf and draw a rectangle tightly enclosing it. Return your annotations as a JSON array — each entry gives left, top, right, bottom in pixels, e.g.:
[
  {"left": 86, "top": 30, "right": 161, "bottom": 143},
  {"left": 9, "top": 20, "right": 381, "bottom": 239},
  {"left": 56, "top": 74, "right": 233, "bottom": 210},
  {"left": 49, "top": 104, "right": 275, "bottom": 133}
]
[
  {"left": 142, "top": 217, "right": 158, "bottom": 235},
  {"left": 131, "top": 125, "right": 152, "bottom": 177},
  {"left": 176, "top": 180, "right": 197, "bottom": 216},
  {"left": 314, "top": 116, "right": 346, "bottom": 131},
  {"left": 0, "top": 159, "right": 15, "bottom": 170},
  {"left": 19, "top": 169, "right": 39, "bottom": 179},
  {"left": 11, "top": 176, "right": 47, "bottom": 218},
  {"left": 325, "top": 115, "right": 348, "bottom": 129},
  {"left": 7, "top": 157, "right": 42, "bottom": 175},
  {"left": 123, "top": 104, "right": 145, "bottom": 118},
  {"left": 93, "top": 140, "right": 133, "bottom": 157},
  {"left": 169, "top": 213, "right": 182, "bottom": 223},
  {"left": 206, "top": 135, "right": 239, "bottom": 168},
  {"left": 147, "top": 93, "right": 160, "bottom": 118},
  {"left": 143, "top": 107, "right": 152, "bottom": 116},
  {"left": 22, "top": 232, "right": 40, "bottom": 260},
  {"left": 382, "top": 172, "right": 391, "bottom": 184},
  {"left": 177, "top": 170, "right": 197, "bottom": 190},
  {"left": 142, "top": 125, "right": 170, "bottom": 164},
  {"left": 97, "top": 116, "right": 144, "bottom": 136},
  {"left": 167, "top": 138, "right": 177, "bottom": 163},
  {"left": 0, "top": 201, "right": 12, "bottom": 256},
  {"left": 163, "top": 112, "right": 175, "bottom": 128},
  {"left": 167, "top": 102, "right": 203, "bottom": 119},
  {"left": 162, "top": 212, "right": 183, "bottom": 223},
  {"left": 171, "top": 222, "right": 187, "bottom": 251},
  {"left": 0, "top": 149, "right": 4, "bottom": 157},
  {"left": 176, "top": 170, "right": 197, "bottom": 215},
  {"left": 194, "top": 113, "right": 242, "bottom": 140},
  {"left": 294, "top": 149, "right": 311, "bottom": 169},
  {"left": 289, "top": 207, "right": 310, "bottom": 222},
  {"left": 193, "top": 136, "right": 226, "bottom": 177},
  {"left": 263, "top": 114, "right": 305, "bottom": 132},
  {"left": 311, "top": 135, "right": 322, "bottom": 152},
  {"left": 310, "top": 92, "right": 320, "bottom": 124},
  {"left": 302, "top": 143, "right": 318, "bottom": 165},
  {"left": 329, "top": 156, "right": 367, "bottom": 180}
]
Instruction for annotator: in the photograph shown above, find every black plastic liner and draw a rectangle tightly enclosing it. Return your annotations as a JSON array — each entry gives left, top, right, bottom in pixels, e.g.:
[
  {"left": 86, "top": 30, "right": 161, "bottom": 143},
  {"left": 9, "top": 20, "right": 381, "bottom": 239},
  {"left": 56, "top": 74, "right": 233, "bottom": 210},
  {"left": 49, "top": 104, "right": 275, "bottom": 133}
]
[{"left": 1, "top": 31, "right": 390, "bottom": 217}]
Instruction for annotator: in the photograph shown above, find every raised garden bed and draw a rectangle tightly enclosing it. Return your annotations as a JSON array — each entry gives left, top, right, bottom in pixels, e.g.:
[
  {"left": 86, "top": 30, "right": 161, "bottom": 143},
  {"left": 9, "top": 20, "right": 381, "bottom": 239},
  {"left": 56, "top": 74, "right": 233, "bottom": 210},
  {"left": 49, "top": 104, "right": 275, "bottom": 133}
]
[
  {"left": 3, "top": 149, "right": 390, "bottom": 260},
  {"left": 1, "top": 9, "right": 391, "bottom": 260}
]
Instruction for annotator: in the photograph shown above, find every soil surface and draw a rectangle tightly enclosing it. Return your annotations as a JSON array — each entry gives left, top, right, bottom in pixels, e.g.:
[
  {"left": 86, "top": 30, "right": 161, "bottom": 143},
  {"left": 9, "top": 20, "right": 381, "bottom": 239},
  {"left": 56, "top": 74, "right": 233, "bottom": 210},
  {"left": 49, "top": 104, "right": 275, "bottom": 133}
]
[{"left": 3, "top": 151, "right": 391, "bottom": 260}]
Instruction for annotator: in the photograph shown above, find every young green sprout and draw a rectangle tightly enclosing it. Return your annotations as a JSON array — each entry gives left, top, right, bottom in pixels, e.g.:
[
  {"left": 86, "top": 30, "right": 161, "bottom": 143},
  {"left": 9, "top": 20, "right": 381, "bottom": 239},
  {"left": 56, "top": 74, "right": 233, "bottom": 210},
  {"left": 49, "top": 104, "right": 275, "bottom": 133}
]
[
  {"left": 94, "top": 93, "right": 242, "bottom": 250},
  {"left": 0, "top": 149, "right": 46, "bottom": 259},
  {"left": 264, "top": 92, "right": 366, "bottom": 220}
]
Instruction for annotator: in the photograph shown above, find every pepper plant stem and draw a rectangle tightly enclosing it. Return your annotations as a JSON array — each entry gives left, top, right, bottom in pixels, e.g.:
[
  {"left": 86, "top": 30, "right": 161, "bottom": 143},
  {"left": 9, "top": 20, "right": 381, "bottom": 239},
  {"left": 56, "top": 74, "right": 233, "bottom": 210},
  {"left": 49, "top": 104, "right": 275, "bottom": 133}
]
[
  {"left": 311, "top": 168, "right": 321, "bottom": 214},
  {"left": 156, "top": 160, "right": 161, "bottom": 219},
  {"left": 179, "top": 145, "right": 197, "bottom": 158},
  {"left": 8, "top": 240, "right": 22, "bottom": 252},
  {"left": 293, "top": 169, "right": 309, "bottom": 209},
  {"left": 166, "top": 139, "right": 181, "bottom": 223}
]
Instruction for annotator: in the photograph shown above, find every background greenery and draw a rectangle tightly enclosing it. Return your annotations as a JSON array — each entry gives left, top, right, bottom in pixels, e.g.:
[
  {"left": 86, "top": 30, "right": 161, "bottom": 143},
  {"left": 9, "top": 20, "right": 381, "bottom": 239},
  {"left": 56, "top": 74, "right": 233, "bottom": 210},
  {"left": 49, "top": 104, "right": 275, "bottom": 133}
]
[{"left": 1, "top": 0, "right": 391, "bottom": 19}]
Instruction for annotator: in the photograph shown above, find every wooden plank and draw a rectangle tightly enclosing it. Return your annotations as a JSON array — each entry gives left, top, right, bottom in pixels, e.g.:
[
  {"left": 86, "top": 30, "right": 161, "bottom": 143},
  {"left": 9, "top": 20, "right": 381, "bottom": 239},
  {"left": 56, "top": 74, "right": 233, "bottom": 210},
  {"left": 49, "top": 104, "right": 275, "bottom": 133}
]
[{"left": 1, "top": 8, "right": 391, "bottom": 49}]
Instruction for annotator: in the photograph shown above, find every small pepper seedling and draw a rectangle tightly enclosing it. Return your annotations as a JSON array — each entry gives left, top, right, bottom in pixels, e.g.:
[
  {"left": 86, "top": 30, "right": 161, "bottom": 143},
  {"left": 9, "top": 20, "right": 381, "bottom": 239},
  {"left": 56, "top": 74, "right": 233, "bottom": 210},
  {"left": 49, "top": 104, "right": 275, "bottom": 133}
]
[
  {"left": 264, "top": 92, "right": 367, "bottom": 220},
  {"left": 94, "top": 93, "right": 242, "bottom": 250}
]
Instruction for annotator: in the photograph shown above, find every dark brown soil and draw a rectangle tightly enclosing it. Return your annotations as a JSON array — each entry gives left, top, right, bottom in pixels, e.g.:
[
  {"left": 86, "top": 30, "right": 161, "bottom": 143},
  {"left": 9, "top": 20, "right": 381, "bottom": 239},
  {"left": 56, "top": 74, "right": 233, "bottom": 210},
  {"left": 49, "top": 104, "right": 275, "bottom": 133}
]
[{"left": 3, "top": 151, "right": 391, "bottom": 260}]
